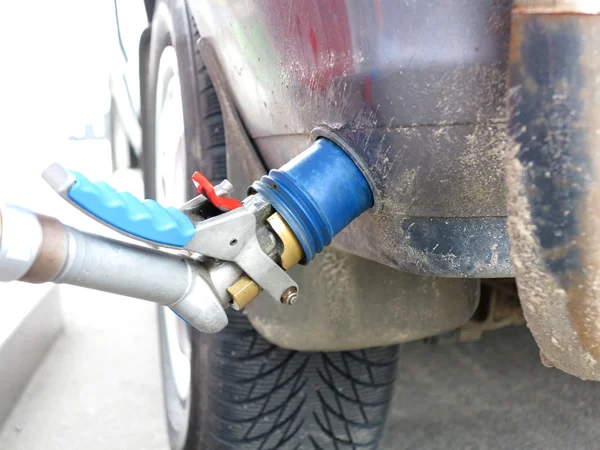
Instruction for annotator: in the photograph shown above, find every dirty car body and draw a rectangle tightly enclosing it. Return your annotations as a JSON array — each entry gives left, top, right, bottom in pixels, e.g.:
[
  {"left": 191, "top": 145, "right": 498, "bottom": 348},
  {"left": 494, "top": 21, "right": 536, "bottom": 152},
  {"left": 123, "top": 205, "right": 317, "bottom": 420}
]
[
  {"left": 179, "top": 0, "right": 512, "bottom": 351},
  {"left": 190, "top": 0, "right": 512, "bottom": 278},
  {"left": 108, "top": 0, "right": 600, "bottom": 382}
]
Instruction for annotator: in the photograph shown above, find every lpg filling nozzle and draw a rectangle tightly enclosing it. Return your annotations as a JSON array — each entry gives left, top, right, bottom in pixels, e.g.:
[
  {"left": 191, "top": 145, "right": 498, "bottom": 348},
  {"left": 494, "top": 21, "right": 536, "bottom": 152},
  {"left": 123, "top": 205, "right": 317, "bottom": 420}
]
[{"left": 0, "top": 138, "right": 374, "bottom": 333}]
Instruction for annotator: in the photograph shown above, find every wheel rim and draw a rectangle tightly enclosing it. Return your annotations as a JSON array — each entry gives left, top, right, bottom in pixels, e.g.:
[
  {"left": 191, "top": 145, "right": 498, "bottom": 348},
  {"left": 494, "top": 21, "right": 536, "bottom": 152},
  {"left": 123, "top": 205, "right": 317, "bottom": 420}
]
[
  {"left": 154, "top": 45, "right": 192, "bottom": 430},
  {"left": 155, "top": 46, "right": 187, "bottom": 207}
]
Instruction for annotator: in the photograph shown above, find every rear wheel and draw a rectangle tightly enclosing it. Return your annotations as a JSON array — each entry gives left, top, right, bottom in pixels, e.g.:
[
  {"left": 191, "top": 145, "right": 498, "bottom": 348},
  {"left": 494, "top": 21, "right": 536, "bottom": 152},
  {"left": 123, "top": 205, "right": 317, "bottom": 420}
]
[{"left": 142, "top": 1, "right": 399, "bottom": 448}]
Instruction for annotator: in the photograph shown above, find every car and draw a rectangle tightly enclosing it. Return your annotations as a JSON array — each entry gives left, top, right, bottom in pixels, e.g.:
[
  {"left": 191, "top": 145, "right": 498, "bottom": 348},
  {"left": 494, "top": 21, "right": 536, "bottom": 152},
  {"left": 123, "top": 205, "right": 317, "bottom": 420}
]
[
  {"left": 109, "top": 0, "right": 146, "bottom": 170},
  {"left": 109, "top": 0, "right": 600, "bottom": 449}
]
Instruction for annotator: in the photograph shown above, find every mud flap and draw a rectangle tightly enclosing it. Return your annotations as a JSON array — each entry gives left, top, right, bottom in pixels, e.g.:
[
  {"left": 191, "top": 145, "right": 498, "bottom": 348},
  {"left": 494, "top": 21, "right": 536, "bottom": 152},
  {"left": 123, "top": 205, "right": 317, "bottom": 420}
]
[{"left": 507, "top": 3, "right": 600, "bottom": 380}]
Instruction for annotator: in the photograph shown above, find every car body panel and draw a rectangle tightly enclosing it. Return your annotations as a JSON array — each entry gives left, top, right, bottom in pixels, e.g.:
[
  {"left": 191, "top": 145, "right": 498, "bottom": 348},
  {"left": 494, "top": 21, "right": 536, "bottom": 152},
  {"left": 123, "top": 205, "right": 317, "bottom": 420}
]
[{"left": 190, "top": 0, "right": 512, "bottom": 277}]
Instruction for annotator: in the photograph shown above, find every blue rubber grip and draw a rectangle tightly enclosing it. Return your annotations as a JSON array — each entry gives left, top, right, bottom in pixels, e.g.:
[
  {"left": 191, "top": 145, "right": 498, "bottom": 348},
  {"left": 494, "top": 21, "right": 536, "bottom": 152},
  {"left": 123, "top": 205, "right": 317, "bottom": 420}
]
[{"left": 67, "top": 171, "right": 195, "bottom": 246}]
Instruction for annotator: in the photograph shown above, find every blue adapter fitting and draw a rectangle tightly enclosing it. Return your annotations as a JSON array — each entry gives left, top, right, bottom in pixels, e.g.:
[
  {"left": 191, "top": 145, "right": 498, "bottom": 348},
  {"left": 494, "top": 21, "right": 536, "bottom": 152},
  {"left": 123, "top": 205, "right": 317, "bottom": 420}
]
[{"left": 252, "top": 138, "right": 374, "bottom": 263}]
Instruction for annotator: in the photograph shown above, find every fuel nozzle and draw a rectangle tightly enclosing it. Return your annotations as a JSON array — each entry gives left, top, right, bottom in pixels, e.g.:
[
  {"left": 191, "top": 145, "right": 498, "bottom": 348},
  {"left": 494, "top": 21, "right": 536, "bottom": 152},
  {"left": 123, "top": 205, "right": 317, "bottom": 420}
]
[
  {"left": 0, "top": 137, "right": 374, "bottom": 333},
  {"left": 0, "top": 203, "right": 231, "bottom": 332}
]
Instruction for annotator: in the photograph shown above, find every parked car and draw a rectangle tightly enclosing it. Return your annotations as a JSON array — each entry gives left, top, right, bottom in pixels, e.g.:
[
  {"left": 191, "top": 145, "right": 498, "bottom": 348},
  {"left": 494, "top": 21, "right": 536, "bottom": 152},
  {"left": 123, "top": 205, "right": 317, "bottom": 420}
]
[
  {"left": 110, "top": 0, "right": 600, "bottom": 448},
  {"left": 109, "top": 0, "right": 146, "bottom": 170}
]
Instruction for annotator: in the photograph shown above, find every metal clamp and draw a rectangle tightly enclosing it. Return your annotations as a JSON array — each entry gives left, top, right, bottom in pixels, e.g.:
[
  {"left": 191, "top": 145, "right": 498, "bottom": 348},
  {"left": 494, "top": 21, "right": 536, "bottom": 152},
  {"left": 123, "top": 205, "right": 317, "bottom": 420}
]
[
  {"left": 185, "top": 207, "right": 298, "bottom": 302},
  {"left": 43, "top": 163, "right": 296, "bottom": 305}
]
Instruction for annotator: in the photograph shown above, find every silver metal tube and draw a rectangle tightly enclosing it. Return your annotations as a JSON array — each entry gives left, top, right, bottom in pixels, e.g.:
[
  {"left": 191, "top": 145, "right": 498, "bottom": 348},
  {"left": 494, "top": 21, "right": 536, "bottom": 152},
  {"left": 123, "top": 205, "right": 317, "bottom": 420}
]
[
  {"left": 56, "top": 227, "right": 191, "bottom": 305},
  {"left": 53, "top": 227, "right": 229, "bottom": 333},
  {"left": 0, "top": 203, "right": 230, "bottom": 333}
]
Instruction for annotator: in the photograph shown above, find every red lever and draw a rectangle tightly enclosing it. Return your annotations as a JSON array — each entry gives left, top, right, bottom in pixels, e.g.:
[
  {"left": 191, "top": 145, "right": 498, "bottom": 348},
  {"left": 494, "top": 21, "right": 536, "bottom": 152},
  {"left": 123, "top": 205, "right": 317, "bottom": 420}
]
[{"left": 192, "top": 172, "right": 242, "bottom": 211}]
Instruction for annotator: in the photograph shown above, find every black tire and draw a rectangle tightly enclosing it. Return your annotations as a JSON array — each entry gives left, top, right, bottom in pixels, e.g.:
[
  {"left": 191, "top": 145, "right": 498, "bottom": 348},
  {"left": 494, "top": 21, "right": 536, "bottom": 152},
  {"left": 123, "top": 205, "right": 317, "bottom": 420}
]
[
  {"left": 189, "top": 314, "right": 398, "bottom": 450},
  {"left": 142, "top": 1, "right": 399, "bottom": 449},
  {"left": 142, "top": 0, "right": 225, "bottom": 202}
]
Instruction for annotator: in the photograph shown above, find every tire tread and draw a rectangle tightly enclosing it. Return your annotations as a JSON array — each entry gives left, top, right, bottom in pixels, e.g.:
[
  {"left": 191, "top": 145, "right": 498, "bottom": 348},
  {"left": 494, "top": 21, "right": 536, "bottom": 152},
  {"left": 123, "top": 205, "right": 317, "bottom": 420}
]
[
  {"left": 149, "top": 4, "right": 399, "bottom": 450},
  {"left": 190, "top": 311, "right": 398, "bottom": 450}
]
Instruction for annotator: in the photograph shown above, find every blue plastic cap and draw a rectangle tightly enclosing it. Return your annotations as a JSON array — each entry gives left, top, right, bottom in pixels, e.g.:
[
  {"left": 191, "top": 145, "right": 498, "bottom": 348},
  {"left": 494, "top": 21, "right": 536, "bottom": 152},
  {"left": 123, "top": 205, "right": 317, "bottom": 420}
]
[
  {"left": 67, "top": 171, "right": 195, "bottom": 246},
  {"left": 253, "top": 138, "right": 373, "bottom": 263}
]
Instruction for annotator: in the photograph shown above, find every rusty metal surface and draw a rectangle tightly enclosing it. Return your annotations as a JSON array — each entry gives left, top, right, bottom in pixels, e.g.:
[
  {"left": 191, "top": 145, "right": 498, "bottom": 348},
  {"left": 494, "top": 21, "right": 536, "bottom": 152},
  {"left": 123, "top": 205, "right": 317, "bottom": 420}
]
[
  {"left": 457, "top": 279, "right": 525, "bottom": 342},
  {"left": 507, "top": 11, "right": 600, "bottom": 379},
  {"left": 190, "top": 0, "right": 514, "bottom": 277},
  {"left": 424, "top": 279, "right": 525, "bottom": 344}
]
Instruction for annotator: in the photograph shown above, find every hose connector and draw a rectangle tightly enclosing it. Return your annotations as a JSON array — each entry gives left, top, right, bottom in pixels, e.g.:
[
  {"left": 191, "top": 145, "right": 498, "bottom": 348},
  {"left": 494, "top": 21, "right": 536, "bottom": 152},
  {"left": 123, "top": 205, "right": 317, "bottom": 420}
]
[{"left": 252, "top": 138, "right": 374, "bottom": 263}]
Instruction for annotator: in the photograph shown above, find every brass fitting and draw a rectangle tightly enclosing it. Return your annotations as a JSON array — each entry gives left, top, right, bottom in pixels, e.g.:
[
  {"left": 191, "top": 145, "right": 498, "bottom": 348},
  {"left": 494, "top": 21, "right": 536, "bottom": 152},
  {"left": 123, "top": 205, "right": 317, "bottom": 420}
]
[
  {"left": 266, "top": 212, "right": 303, "bottom": 270},
  {"left": 227, "top": 212, "right": 303, "bottom": 309},
  {"left": 228, "top": 275, "right": 261, "bottom": 310}
]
